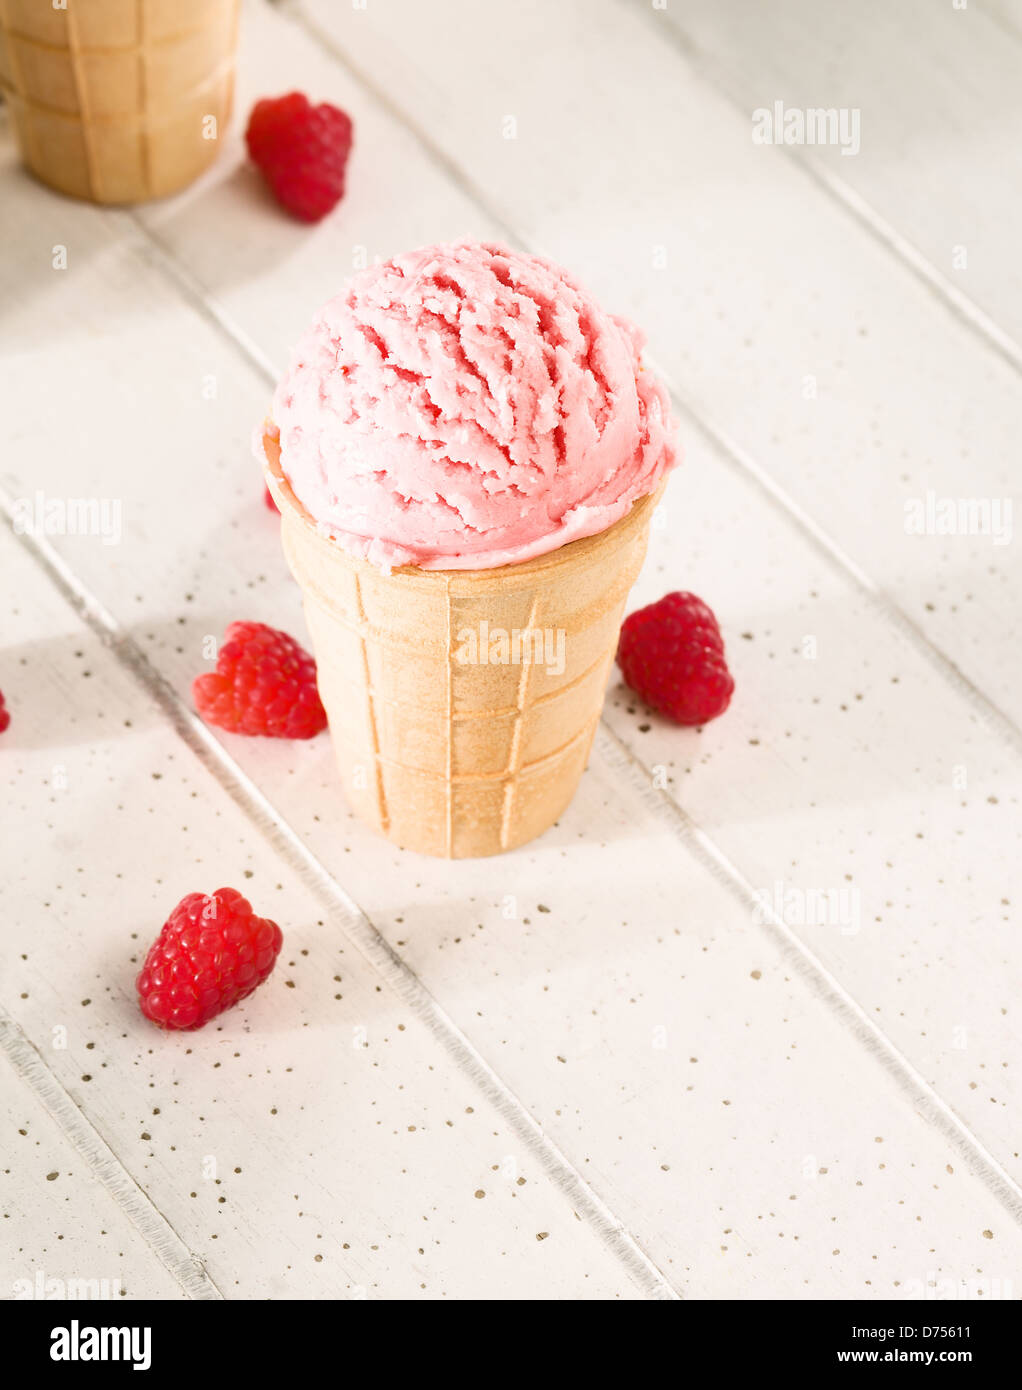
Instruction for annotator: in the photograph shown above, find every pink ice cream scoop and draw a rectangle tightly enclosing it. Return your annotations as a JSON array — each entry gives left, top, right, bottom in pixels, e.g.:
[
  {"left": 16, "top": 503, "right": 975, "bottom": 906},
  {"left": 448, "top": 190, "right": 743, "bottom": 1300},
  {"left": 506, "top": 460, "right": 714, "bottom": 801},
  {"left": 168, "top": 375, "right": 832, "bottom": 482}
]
[{"left": 264, "top": 239, "right": 677, "bottom": 570}]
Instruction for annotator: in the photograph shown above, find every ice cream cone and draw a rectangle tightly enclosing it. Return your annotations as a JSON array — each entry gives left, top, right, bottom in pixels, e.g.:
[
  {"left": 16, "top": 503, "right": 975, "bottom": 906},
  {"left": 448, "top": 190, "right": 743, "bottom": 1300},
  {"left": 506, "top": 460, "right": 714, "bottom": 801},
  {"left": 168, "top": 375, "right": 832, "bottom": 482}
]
[
  {"left": 0, "top": 0, "right": 239, "bottom": 204},
  {"left": 263, "top": 431, "right": 661, "bottom": 858}
]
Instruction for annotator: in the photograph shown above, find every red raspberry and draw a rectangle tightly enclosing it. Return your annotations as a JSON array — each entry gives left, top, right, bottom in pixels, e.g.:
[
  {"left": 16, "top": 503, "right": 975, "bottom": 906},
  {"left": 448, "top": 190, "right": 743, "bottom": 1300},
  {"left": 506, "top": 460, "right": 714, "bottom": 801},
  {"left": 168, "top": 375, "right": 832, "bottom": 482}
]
[
  {"left": 617, "top": 591, "right": 734, "bottom": 726},
  {"left": 0, "top": 690, "right": 9, "bottom": 733},
  {"left": 264, "top": 484, "right": 278, "bottom": 512},
  {"left": 245, "top": 92, "right": 353, "bottom": 223},
  {"left": 193, "top": 621, "right": 327, "bottom": 739},
  {"left": 137, "top": 888, "right": 283, "bottom": 1031}
]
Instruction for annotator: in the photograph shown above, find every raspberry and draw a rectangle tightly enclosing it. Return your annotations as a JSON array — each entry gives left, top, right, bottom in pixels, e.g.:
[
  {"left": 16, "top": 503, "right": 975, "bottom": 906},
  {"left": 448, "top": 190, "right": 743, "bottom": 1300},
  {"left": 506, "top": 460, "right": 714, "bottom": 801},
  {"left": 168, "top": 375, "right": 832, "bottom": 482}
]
[
  {"left": 264, "top": 484, "right": 278, "bottom": 512},
  {"left": 137, "top": 888, "right": 283, "bottom": 1031},
  {"left": 193, "top": 621, "right": 327, "bottom": 739},
  {"left": 245, "top": 92, "right": 353, "bottom": 223},
  {"left": 0, "top": 690, "right": 9, "bottom": 733},
  {"left": 617, "top": 591, "right": 734, "bottom": 726}
]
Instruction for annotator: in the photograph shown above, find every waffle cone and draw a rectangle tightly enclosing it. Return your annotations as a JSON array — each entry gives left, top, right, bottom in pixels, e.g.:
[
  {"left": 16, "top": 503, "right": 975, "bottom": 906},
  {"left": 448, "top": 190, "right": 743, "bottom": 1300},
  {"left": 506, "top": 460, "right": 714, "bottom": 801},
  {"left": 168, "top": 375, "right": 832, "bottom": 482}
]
[
  {"left": 264, "top": 432, "right": 661, "bottom": 858},
  {"left": 0, "top": 0, "right": 239, "bottom": 203}
]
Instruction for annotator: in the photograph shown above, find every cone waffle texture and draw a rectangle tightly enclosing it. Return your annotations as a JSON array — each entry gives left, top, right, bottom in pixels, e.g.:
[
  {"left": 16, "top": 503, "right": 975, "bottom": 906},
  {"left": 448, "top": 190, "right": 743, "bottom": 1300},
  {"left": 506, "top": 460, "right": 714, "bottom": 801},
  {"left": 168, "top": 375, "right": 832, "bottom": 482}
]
[
  {"left": 0, "top": 0, "right": 239, "bottom": 203},
  {"left": 264, "top": 433, "right": 660, "bottom": 858}
]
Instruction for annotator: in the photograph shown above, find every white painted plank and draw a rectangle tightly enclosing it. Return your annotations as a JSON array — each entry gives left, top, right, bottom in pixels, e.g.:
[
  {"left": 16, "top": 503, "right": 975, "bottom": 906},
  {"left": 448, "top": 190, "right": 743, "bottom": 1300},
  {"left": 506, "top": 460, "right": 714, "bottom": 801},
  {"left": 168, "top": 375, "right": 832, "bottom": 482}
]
[
  {"left": 0, "top": 531, "right": 647, "bottom": 1300},
  {"left": 2, "top": 7, "right": 1022, "bottom": 1291},
  {"left": 0, "top": 1060, "right": 187, "bottom": 1301},
  {"left": 637, "top": 0, "right": 1022, "bottom": 350},
  {"left": 288, "top": 0, "right": 1022, "bottom": 730}
]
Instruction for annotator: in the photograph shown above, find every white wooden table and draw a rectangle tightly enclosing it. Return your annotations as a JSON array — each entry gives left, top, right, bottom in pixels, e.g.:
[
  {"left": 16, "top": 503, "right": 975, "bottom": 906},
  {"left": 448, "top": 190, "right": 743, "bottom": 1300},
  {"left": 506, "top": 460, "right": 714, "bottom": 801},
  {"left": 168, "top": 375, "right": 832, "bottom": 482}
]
[{"left": 3, "top": 0, "right": 1020, "bottom": 1301}]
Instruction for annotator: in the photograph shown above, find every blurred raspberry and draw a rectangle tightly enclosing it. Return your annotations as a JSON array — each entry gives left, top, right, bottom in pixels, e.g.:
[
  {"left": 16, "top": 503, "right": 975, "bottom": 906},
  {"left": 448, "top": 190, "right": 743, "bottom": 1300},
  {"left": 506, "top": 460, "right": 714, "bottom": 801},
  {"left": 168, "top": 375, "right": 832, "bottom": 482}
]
[
  {"left": 0, "top": 690, "right": 9, "bottom": 733},
  {"left": 246, "top": 92, "right": 353, "bottom": 222}
]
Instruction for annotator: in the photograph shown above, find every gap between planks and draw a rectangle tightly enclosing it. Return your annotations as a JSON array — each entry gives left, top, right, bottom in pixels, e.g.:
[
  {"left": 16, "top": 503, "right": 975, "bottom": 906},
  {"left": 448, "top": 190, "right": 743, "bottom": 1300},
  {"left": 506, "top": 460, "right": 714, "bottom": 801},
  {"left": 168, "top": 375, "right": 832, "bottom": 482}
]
[
  {"left": 593, "top": 725, "right": 1022, "bottom": 1230},
  {"left": 628, "top": 0, "right": 1022, "bottom": 380},
  {"left": 2, "top": 497, "right": 679, "bottom": 1304},
  {"left": 0, "top": 1006, "right": 224, "bottom": 1300},
  {"left": 642, "top": 359, "right": 1022, "bottom": 756}
]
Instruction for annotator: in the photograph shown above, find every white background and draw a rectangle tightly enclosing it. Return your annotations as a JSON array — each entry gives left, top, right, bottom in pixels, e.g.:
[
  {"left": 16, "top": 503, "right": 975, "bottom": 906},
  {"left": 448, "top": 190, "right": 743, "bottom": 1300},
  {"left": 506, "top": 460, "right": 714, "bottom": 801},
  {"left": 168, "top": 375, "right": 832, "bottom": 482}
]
[{"left": 2, "top": 0, "right": 1020, "bottom": 1300}]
